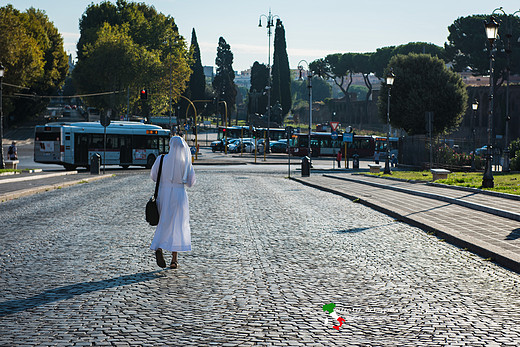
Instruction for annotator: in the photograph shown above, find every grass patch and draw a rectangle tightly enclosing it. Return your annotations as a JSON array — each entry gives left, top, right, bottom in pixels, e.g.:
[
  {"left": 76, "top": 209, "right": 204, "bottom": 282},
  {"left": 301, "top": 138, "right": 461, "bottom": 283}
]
[
  {"left": 368, "top": 170, "right": 520, "bottom": 195},
  {"left": 0, "top": 169, "right": 21, "bottom": 174}
]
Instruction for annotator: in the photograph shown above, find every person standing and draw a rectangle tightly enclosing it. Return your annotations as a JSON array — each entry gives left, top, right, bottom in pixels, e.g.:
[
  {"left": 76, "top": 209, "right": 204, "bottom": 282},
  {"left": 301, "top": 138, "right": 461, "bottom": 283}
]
[
  {"left": 374, "top": 151, "right": 380, "bottom": 165},
  {"left": 150, "top": 136, "right": 196, "bottom": 269},
  {"left": 7, "top": 141, "right": 17, "bottom": 160},
  {"left": 336, "top": 150, "right": 342, "bottom": 168}
]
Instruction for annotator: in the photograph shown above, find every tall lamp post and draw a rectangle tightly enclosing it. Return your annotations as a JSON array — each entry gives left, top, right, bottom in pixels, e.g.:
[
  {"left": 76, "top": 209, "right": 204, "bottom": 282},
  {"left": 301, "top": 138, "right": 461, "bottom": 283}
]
[
  {"left": 482, "top": 16, "right": 499, "bottom": 188},
  {"left": 259, "top": 9, "right": 279, "bottom": 154},
  {"left": 0, "top": 63, "right": 4, "bottom": 170},
  {"left": 493, "top": 8, "right": 520, "bottom": 172},
  {"left": 471, "top": 100, "right": 479, "bottom": 171},
  {"left": 384, "top": 70, "right": 395, "bottom": 174},
  {"left": 298, "top": 61, "right": 312, "bottom": 161}
]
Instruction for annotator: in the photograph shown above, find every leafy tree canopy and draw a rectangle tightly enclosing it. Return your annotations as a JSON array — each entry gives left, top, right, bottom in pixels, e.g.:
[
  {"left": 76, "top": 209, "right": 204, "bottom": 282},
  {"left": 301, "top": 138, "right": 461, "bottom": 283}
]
[
  {"left": 73, "top": 0, "right": 191, "bottom": 117},
  {"left": 378, "top": 53, "right": 468, "bottom": 136},
  {"left": 0, "top": 5, "right": 68, "bottom": 123}
]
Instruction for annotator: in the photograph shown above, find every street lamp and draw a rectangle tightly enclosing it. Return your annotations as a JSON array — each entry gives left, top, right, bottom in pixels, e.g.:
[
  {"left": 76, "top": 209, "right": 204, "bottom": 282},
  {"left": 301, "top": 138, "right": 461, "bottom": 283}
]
[
  {"left": 259, "top": 9, "right": 279, "bottom": 154},
  {"left": 298, "top": 61, "right": 312, "bottom": 161},
  {"left": 492, "top": 8, "right": 520, "bottom": 172},
  {"left": 383, "top": 69, "right": 394, "bottom": 174},
  {"left": 482, "top": 15, "right": 499, "bottom": 188},
  {"left": 471, "top": 99, "right": 479, "bottom": 171},
  {"left": 0, "top": 62, "right": 4, "bottom": 170}
]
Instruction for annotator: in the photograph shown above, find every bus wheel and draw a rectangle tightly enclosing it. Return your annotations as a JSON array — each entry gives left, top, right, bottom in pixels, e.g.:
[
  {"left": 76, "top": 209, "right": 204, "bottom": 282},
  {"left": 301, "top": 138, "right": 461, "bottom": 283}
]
[
  {"left": 63, "top": 164, "right": 76, "bottom": 171},
  {"left": 121, "top": 165, "right": 129, "bottom": 169},
  {"left": 146, "top": 155, "right": 156, "bottom": 169}
]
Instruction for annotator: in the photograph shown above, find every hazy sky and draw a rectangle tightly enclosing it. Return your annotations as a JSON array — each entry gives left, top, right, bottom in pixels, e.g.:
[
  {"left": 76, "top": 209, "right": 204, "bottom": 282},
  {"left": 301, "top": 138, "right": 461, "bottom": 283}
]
[{"left": 7, "top": 1, "right": 520, "bottom": 71}]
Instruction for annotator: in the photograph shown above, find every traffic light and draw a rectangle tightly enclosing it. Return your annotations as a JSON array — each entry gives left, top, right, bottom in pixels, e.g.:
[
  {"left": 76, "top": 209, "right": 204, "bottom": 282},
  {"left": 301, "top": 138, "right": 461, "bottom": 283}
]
[{"left": 140, "top": 89, "right": 148, "bottom": 100}]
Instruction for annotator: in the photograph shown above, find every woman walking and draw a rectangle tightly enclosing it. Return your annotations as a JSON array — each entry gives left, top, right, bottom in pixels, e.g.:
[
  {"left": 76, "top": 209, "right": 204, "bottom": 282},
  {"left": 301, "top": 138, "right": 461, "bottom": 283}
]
[{"left": 150, "top": 136, "right": 196, "bottom": 269}]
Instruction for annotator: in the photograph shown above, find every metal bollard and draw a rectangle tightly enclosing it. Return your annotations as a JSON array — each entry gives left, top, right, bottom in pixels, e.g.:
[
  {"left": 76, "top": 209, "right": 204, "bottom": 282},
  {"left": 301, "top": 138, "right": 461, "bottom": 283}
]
[
  {"left": 301, "top": 156, "right": 310, "bottom": 177},
  {"left": 352, "top": 154, "right": 359, "bottom": 169},
  {"left": 90, "top": 153, "right": 101, "bottom": 174}
]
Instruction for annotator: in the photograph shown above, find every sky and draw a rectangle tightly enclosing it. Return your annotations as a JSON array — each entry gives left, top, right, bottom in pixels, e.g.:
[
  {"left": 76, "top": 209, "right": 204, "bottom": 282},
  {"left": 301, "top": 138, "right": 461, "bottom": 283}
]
[{"left": 6, "top": 0, "right": 520, "bottom": 72}]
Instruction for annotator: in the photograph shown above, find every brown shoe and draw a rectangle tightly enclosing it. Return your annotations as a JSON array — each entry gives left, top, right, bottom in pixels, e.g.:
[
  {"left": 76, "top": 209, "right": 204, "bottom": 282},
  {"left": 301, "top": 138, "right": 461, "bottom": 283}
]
[
  {"left": 155, "top": 249, "right": 166, "bottom": 268},
  {"left": 169, "top": 261, "right": 178, "bottom": 269}
]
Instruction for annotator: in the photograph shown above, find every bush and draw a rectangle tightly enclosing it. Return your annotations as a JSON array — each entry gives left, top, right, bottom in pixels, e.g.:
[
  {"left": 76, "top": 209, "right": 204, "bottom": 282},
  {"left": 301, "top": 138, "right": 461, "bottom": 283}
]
[{"left": 511, "top": 155, "right": 520, "bottom": 171}]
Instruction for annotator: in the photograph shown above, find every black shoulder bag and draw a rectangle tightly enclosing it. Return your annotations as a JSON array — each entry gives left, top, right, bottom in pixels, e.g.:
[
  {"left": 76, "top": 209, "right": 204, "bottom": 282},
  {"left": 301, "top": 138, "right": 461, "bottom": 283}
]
[{"left": 146, "top": 155, "right": 164, "bottom": 226}]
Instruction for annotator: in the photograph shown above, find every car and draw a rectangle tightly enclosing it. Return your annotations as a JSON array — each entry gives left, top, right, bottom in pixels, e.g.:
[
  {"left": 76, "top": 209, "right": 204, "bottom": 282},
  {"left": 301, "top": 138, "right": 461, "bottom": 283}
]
[
  {"left": 228, "top": 140, "right": 256, "bottom": 153},
  {"left": 211, "top": 139, "right": 229, "bottom": 152},
  {"left": 269, "top": 141, "right": 288, "bottom": 153}
]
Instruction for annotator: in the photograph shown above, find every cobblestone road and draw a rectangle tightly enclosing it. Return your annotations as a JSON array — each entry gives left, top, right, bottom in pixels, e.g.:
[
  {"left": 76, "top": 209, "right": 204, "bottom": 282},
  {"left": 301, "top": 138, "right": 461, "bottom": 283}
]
[{"left": 2, "top": 168, "right": 520, "bottom": 346}]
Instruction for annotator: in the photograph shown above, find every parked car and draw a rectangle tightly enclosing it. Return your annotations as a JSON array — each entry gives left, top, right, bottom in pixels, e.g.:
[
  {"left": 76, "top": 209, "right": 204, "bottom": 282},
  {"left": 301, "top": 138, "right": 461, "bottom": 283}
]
[
  {"left": 269, "top": 141, "right": 288, "bottom": 153},
  {"left": 211, "top": 138, "right": 234, "bottom": 152},
  {"left": 229, "top": 140, "right": 256, "bottom": 153}
]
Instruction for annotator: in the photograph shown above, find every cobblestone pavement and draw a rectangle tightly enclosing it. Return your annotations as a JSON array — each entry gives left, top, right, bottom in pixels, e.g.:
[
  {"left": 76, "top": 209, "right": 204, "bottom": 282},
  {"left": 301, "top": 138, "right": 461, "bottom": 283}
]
[{"left": 2, "top": 168, "right": 520, "bottom": 346}]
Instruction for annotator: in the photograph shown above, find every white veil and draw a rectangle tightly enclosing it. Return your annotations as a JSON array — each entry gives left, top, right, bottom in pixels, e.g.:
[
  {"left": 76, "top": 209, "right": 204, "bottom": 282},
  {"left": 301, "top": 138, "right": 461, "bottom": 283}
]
[{"left": 165, "top": 136, "right": 192, "bottom": 183}]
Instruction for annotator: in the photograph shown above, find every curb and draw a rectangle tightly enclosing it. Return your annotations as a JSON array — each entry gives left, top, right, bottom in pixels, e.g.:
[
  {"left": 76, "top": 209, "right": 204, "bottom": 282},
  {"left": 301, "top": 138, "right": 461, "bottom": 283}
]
[
  {"left": 0, "top": 170, "right": 78, "bottom": 185},
  {"left": 290, "top": 176, "right": 520, "bottom": 274},
  {"left": 324, "top": 174, "right": 520, "bottom": 222},
  {"left": 0, "top": 174, "right": 113, "bottom": 203}
]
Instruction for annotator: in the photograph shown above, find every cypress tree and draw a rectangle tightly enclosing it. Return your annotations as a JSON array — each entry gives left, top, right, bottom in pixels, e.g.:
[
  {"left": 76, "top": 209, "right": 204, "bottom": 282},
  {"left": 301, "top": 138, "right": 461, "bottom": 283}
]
[
  {"left": 271, "top": 19, "right": 291, "bottom": 123},
  {"left": 187, "top": 28, "right": 206, "bottom": 109}
]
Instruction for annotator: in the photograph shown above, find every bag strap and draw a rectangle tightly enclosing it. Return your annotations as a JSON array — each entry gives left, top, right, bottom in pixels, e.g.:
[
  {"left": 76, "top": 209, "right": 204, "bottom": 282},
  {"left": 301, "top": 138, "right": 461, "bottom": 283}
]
[{"left": 153, "top": 155, "right": 164, "bottom": 199}]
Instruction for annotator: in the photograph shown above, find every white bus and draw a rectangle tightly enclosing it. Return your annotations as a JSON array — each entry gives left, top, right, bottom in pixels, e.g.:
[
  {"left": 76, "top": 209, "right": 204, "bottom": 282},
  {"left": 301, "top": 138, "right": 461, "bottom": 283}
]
[{"left": 34, "top": 121, "right": 171, "bottom": 170}]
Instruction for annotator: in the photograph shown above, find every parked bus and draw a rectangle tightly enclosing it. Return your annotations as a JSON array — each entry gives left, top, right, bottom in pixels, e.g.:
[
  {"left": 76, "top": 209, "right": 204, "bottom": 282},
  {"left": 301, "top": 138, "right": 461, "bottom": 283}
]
[
  {"left": 289, "top": 133, "right": 375, "bottom": 157},
  {"left": 34, "top": 121, "right": 170, "bottom": 170},
  {"left": 217, "top": 126, "right": 287, "bottom": 141},
  {"left": 374, "top": 136, "right": 399, "bottom": 157}
]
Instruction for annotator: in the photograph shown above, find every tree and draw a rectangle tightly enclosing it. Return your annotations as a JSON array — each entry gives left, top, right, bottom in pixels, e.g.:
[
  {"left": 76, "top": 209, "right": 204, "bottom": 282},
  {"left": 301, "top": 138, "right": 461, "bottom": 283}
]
[
  {"left": 271, "top": 19, "right": 291, "bottom": 122},
  {"left": 73, "top": 1, "right": 191, "bottom": 118},
  {"left": 291, "top": 77, "right": 331, "bottom": 103},
  {"left": 213, "top": 37, "right": 237, "bottom": 124},
  {"left": 248, "top": 61, "right": 269, "bottom": 115},
  {"left": 352, "top": 53, "right": 374, "bottom": 126},
  {"left": 371, "top": 42, "right": 446, "bottom": 78},
  {"left": 446, "top": 14, "right": 520, "bottom": 81},
  {"left": 310, "top": 53, "right": 354, "bottom": 122},
  {"left": 0, "top": 5, "right": 67, "bottom": 124},
  {"left": 378, "top": 53, "right": 468, "bottom": 136},
  {"left": 184, "top": 28, "right": 205, "bottom": 113}
]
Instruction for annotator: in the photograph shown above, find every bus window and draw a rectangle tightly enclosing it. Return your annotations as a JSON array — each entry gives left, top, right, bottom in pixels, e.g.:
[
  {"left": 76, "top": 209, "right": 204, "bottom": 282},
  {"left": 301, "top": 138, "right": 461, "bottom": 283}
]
[
  {"left": 89, "top": 134, "right": 104, "bottom": 149},
  {"left": 133, "top": 135, "right": 147, "bottom": 149}
]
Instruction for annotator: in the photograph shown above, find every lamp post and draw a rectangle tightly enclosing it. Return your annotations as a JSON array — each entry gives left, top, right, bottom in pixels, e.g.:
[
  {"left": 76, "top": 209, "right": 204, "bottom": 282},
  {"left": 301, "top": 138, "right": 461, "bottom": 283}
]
[
  {"left": 471, "top": 100, "right": 479, "bottom": 171},
  {"left": 259, "top": 9, "right": 279, "bottom": 154},
  {"left": 384, "top": 70, "right": 394, "bottom": 175},
  {"left": 493, "top": 8, "right": 520, "bottom": 172},
  {"left": 298, "top": 61, "right": 312, "bottom": 161},
  {"left": 0, "top": 63, "right": 4, "bottom": 170},
  {"left": 482, "top": 16, "right": 499, "bottom": 188}
]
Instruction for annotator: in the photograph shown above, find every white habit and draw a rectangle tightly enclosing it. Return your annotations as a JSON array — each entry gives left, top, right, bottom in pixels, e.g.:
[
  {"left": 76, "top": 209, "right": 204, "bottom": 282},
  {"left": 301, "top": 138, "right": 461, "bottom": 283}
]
[{"left": 150, "top": 136, "right": 196, "bottom": 252}]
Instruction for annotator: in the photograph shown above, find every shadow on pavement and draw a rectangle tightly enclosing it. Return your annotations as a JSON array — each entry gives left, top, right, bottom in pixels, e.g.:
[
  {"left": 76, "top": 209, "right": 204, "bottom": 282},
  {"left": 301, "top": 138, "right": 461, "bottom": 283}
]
[
  {"left": 0, "top": 270, "right": 164, "bottom": 316},
  {"left": 506, "top": 228, "right": 520, "bottom": 240}
]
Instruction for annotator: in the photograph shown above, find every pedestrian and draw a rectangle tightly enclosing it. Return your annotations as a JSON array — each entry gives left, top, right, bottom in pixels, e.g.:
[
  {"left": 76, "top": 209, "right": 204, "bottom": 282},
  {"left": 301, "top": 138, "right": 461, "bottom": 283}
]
[
  {"left": 391, "top": 154, "right": 397, "bottom": 167},
  {"left": 374, "top": 151, "right": 380, "bottom": 164},
  {"left": 336, "top": 150, "right": 342, "bottom": 168},
  {"left": 150, "top": 136, "right": 196, "bottom": 269},
  {"left": 7, "top": 141, "right": 17, "bottom": 160}
]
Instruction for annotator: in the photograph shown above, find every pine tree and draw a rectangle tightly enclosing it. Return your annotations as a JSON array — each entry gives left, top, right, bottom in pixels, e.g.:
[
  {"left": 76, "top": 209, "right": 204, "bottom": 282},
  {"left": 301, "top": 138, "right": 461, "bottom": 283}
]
[
  {"left": 271, "top": 19, "right": 291, "bottom": 123},
  {"left": 213, "top": 37, "right": 237, "bottom": 124}
]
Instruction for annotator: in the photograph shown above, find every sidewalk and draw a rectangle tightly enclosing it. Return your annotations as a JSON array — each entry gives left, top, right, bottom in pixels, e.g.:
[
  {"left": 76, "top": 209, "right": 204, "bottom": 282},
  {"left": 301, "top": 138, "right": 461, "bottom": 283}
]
[
  {"left": 291, "top": 171, "right": 520, "bottom": 273},
  {"left": 0, "top": 170, "right": 113, "bottom": 202}
]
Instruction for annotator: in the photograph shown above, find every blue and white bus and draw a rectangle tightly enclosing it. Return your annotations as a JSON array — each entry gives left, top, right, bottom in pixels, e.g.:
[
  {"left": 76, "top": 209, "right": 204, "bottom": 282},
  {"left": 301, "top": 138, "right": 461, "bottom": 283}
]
[{"left": 34, "top": 121, "right": 170, "bottom": 170}]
